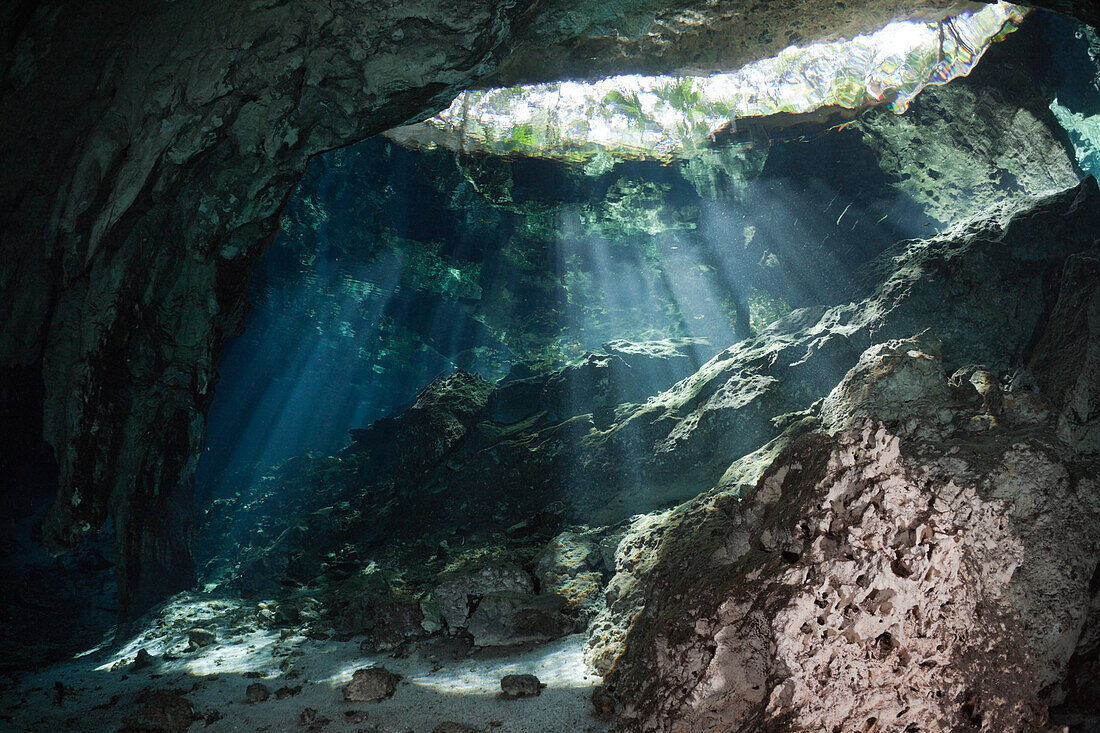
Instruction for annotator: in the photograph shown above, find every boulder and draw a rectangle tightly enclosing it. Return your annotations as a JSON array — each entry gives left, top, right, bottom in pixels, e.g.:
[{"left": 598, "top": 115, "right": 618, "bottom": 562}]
[
  {"left": 431, "top": 564, "right": 533, "bottom": 631},
  {"left": 500, "top": 674, "right": 545, "bottom": 699},
  {"left": 245, "top": 683, "right": 270, "bottom": 704},
  {"left": 119, "top": 691, "right": 196, "bottom": 733},
  {"left": 466, "top": 592, "right": 573, "bottom": 647},
  {"left": 343, "top": 667, "right": 399, "bottom": 703}
]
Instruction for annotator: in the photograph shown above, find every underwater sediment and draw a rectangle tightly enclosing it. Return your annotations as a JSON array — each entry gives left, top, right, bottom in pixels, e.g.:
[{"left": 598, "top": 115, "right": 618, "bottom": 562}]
[{"left": 1, "top": 1, "right": 1099, "bottom": 732}]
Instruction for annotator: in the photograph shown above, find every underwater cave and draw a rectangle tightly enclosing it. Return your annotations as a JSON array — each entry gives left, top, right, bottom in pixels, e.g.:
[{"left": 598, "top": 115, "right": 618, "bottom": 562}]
[{"left": 2, "top": 1, "right": 1100, "bottom": 731}]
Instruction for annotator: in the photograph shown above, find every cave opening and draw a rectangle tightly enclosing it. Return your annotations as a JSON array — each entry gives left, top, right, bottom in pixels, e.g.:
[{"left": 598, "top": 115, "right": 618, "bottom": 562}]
[{"left": 3, "top": 3, "right": 1100, "bottom": 731}]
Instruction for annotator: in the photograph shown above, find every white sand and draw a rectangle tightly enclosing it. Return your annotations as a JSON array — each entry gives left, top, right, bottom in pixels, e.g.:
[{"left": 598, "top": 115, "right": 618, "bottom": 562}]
[{"left": 2, "top": 594, "right": 610, "bottom": 732}]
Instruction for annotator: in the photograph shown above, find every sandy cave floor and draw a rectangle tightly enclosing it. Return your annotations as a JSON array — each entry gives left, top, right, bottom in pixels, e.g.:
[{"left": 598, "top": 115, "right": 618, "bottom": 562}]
[{"left": 0, "top": 593, "right": 610, "bottom": 732}]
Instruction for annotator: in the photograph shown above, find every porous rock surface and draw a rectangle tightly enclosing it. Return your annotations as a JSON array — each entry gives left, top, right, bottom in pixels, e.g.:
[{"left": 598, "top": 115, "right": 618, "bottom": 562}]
[
  {"left": 595, "top": 338, "right": 1100, "bottom": 729},
  {"left": 0, "top": 0, "right": 994, "bottom": 619},
  {"left": 855, "top": 19, "right": 1083, "bottom": 225},
  {"left": 343, "top": 667, "right": 399, "bottom": 703}
]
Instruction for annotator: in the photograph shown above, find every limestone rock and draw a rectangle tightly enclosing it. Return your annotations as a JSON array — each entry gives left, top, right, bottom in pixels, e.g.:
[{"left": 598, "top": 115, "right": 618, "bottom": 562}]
[
  {"left": 535, "top": 530, "right": 606, "bottom": 620},
  {"left": 1028, "top": 252, "right": 1100, "bottom": 453},
  {"left": 245, "top": 683, "right": 270, "bottom": 704},
  {"left": 591, "top": 685, "right": 618, "bottom": 720},
  {"left": 466, "top": 592, "right": 573, "bottom": 647},
  {"left": 855, "top": 22, "right": 1083, "bottom": 225},
  {"left": 500, "top": 674, "right": 545, "bottom": 699},
  {"left": 130, "top": 648, "right": 155, "bottom": 671},
  {"left": 343, "top": 667, "right": 399, "bottom": 703},
  {"left": 489, "top": 338, "right": 708, "bottom": 425},
  {"left": 431, "top": 564, "right": 533, "bottom": 631},
  {"left": 583, "top": 178, "right": 1100, "bottom": 522},
  {"left": 328, "top": 568, "right": 424, "bottom": 651},
  {"left": 820, "top": 330, "right": 950, "bottom": 431},
  {"left": 601, "top": 336, "right": 1100, "bottom": 731},
  {"left": 187, "top": 628, "right": 216, "bottom": 649},
  {"left": 298, "top": 707, "right": 330, "bottom": 728}
]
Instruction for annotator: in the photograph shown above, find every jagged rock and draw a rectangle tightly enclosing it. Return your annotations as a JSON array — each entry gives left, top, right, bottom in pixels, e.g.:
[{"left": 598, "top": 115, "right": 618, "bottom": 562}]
[
  {"left": 600, "top": 337, "right": 1100, "bottom": 731},
  {"left": 820, "top": 330, "right": 951, "bottom": 431},
  {"left": 489, "top": 338, "right": 708, "bottom": 425},
  {"left": 591, "top": 685, "right": 618, "bottom": 720},
  {"left": 328, "top": 568, "right": 424, "bottom": 651},
  {"left": 500, "top": 674, "right": 545, "bottom": 699},
  {"left": 1027, "top": 252, "right": 1100, "bottom": 453},
  {"left": 466, "top": 592, "right": 573, "bottom": 647},
  {"left": 580, "top": 177, "right": 1100, "bottom": 523},
  {"left": 343, "top": 667, "right": 399, "bottom": 703},
  {"left": 275, "top": 685, "right": 302, "bottom": 700},
  {"left": 856, "top": 21, "right": 1083, "bottom": 225},
  {"left": 298, "top": 707, "right": 330, "bottom": 728},
  {"left": 430, "top": 564, "right": 534, "bottom": 631},
  {"left": 245, "top": 683, "right": 270, "bottom": 703},
  {"left": 119, "top": 691, "right": 196, "bottom": 732},
  {"left": 130, "top": 648, "right": 155, "bottom": 670},
  {"left": 535, "top": 530, "right": 606, "bottom": 620},
  {"left": 187, "top": 628, "right": 216, "bottom": 649}
]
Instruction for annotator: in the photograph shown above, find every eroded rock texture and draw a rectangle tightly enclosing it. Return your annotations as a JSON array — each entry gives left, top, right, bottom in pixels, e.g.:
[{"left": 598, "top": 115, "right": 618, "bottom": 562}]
[
  {"left": 586, "top": 184, "right": 1100, "bottom": 729},
  {"left": 855, "top": 19, "right": 1083, "bottom": 224},
  {"left": 2, "top": 0, "right": 1010, "bottom": 619},
  {"left": 600, "top": 335, "right": 1100, "bottom": 731}
]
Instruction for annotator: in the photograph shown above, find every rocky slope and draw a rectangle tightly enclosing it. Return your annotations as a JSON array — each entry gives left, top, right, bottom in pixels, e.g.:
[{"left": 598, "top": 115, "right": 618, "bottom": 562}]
[
  {"left": 598, "top": 326, "right": 1099, "bottom": 730},
  {"left": 578, "top": 188, "right": 1100, "bottom": 728},
  {"left": 176, "top": 180, "right": 1098, "bottom": 723}
]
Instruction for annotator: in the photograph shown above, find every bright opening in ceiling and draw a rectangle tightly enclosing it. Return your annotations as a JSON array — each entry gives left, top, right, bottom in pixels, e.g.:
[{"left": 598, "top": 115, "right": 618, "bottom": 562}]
[{"left": 387, "top": 2, "right": 1026, "bottom": 162}]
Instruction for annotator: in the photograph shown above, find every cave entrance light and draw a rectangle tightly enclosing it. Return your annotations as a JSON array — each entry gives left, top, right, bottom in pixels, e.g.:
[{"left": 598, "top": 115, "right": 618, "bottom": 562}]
[{"left": 387, "top": 2, "right": 1026, "bottom": 163}]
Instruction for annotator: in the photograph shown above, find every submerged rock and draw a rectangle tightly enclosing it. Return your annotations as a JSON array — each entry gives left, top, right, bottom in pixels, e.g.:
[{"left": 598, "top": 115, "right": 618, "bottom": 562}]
[
  {"left": 245, "top": 683, "right": 270, "bottom": 704},
  {"left": 432, "top": 723, "right": 482, "bottom": 733},
  {"left": 1027, "top": 252, "right": 1100, "bottom": 453},
  {"left": 601, "top": 335, "right": 1100, "bottom": 730},
  {"left": 130, "top": 648, "right": 155, "bottom": 671},
  {"left": 466, "top": 592, "right": 572, "bottom": 647},
  {"left": 500, "top": 674, "right": 545, "bottom": 699},
  {"left": 187, "top": 628, "right": 216, "bottom": 649},
  {"left": 328, "top": 568, "right": 424, "bottom": 651},
  {"left": 343, "top": 667, "right": 399, "bottom": 703},
  {"left": 119, "top": 691, "right": 196, "bottom": 733},
  {"left": 430, "top": 564, "right": 534, "bottom": 632}
]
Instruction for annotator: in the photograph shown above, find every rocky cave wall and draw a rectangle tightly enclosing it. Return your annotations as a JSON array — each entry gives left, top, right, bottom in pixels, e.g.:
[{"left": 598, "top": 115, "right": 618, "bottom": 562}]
[{"left": 2, "top": 0, "right": 1034, "bottom": 619}]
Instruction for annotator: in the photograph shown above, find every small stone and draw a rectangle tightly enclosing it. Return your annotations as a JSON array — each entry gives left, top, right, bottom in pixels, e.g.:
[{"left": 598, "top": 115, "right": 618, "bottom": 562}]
[
  {"left": 299, "top": 707, "right": 331, "bottom": 728},
  {"left": 344, "top": 710, "right": 369, "bottom": 724},
  {"left": 131, "top": 648, "right": 155, "bottom": 670},
  {"left": 246, "top": 682, "right": 270, "bottom": 703},
  {"left": 121, "top": 691, "right": 195, "bottom": 732},
  {"left": 275, "top": 685, "right": 302, "bottom": 699},
  {"left": 343, "top": 667, "right": 399, "bottom": 702},
  {"left": 432, "top": 723, "right": 482, "bottom": 733},
  {"left": 188, "top": 628, "right": 217, "bottom": 649},
  {"left": 500, "top": 674, "right": 544, "bottom": 699}
]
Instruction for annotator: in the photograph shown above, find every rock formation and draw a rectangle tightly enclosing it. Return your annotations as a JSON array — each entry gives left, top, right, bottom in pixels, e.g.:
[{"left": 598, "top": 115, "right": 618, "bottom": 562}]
[
  {"left": 581, "top": 185, "right": 1100, "bottom": 728},
  {"left": 4, "top": 0, "right": 1026, "bottom": 620},
  {"left": 599, "top": 327, "right": 1099, "bottom": 729}
]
